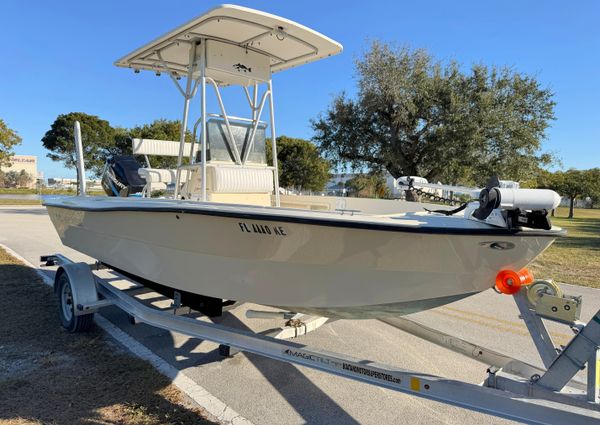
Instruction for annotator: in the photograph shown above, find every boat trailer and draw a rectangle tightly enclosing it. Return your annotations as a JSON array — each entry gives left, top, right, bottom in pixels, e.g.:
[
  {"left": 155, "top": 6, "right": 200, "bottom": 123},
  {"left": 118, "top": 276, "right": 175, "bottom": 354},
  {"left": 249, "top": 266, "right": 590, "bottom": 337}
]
[{"left": 42, "top": 253, "right": 600, "bottom": 425}]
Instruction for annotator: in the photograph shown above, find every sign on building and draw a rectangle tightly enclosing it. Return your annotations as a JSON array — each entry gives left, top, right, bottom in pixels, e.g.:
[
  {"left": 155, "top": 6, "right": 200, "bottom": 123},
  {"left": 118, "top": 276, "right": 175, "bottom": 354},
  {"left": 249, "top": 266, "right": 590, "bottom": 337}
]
[{"left": 0, "top": 155, "right": 38, "bottom": 188}]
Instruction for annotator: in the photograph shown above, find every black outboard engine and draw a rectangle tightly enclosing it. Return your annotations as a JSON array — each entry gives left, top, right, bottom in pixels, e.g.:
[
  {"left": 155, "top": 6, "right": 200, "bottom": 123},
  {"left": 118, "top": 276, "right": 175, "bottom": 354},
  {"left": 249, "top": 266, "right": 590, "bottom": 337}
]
[{"left": 101, "top": 156, "right": 145, "bottom": 197}]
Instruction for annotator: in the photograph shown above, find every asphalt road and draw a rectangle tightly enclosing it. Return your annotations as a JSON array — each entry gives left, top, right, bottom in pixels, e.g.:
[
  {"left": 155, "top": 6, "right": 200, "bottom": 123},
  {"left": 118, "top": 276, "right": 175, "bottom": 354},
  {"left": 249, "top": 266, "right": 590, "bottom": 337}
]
[{"left": 2, "top": 205, "right": 599, "bottom": 425}]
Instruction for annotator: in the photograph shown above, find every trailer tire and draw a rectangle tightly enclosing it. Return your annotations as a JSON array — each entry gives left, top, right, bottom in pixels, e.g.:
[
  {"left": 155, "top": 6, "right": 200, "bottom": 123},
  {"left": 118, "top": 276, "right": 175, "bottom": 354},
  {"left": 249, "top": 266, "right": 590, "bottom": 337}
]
[{"left": 56, "top": 272, "right": 94, "bottom": 333}]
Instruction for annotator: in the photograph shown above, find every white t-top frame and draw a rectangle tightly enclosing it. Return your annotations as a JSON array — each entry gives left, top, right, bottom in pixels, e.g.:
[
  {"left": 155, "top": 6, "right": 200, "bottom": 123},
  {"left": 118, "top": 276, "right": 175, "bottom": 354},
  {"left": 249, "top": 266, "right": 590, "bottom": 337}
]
[
  {"left": 172, "top": 38, "right": 280, "bottom": 204},
  {"left": 114, "top": 5, "right": 343, "bottom": 205}
]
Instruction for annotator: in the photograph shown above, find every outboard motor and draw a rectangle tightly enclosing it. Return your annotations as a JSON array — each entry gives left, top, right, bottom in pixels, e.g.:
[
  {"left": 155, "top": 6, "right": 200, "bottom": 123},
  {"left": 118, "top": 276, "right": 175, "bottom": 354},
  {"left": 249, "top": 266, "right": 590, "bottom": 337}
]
[{"left": 101, "top": 155, "right": 145, "bottom": 197}]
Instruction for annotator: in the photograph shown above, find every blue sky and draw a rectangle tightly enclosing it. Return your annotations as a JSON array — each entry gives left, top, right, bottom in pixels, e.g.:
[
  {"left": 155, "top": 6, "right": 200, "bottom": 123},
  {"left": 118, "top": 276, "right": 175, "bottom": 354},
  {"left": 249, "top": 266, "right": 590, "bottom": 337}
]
[{"left": 1, "top": 0, "right": 598, "bottom": 178}]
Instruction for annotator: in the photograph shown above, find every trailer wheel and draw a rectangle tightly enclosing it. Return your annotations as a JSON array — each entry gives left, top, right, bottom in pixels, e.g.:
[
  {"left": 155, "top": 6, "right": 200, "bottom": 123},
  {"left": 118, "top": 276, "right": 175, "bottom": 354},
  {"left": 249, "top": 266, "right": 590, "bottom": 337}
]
[{"left": 56, "top": 272, "right": 94, "bottom": 332}]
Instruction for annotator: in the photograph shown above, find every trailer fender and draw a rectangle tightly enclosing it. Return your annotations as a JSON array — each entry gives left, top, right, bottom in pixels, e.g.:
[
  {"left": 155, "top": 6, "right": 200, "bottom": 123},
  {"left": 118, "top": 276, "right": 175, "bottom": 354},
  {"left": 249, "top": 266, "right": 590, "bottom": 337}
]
[{"left": 55, "top": 263, "right": 100, "bottom": 316}]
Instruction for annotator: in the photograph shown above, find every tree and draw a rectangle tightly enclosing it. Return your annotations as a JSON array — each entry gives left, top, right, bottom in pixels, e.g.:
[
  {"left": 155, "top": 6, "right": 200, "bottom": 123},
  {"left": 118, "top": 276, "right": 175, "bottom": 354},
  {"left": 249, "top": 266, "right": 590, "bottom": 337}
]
[
  {"left": 345, "top": 171, "right": 390, "bottom": 198},
  {"left": 266, "top": 136, "right": 330, "bottom": 192},
  {"left": 312, "top": 42, "right": 556, "bottom": 193},
  {"left": 558, "top": 170, "right": 588, "bottom": 219},
  {"left": 4, "top": 170, "right": 20, "bottom": 188},
  {"left": 42, "top": 113, "right": 115, "bottom": 191},
  {"left": 43, "top": 114, "right": 195, "bottom": 191},
  {"left": 0, "top": 119, "right": 22, "bottom": 167},
  {"left": 111, "top": 126, "right": 132, "bottom": 158},
  {"left": 539, "top": 169, "right": 599, "bottom": 218},
  {"left": 590, "top": 192, "right": 600, "bottom": 209},
  {"left": 589, "top": 168, "right": 600, "bottom": 209},
  {"left": 17, "top": 170, "right": 33, "bottom": 188}
]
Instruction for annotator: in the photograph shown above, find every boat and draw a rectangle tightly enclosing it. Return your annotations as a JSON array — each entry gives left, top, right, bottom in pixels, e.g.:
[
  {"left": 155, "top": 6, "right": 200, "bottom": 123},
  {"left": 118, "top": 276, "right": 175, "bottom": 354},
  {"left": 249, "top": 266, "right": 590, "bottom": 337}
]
[{"left": 44, "top": 4, "right": 564, "bottom": 319}]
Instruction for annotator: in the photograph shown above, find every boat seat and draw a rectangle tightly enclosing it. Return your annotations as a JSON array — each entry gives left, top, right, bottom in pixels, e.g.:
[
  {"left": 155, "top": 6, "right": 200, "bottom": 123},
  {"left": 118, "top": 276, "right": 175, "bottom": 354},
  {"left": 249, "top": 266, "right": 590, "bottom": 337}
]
[
  {"left": 208, "top": 166, "right": 273, "bottom": 193},
  {"left": 138, "top": 168, "right": 190, "bottom": 194},
  {"left": 180, "top": 165, "right": 274, "bottom": 206},
  {"left": 132, "top": 137, "right": 197, "bottom": 195},
  {"left": 207, "top": 165, "right": 274, "bottom": 206},
  {"left": 132, "top": 138, "right": 196, "bottom": 157}
]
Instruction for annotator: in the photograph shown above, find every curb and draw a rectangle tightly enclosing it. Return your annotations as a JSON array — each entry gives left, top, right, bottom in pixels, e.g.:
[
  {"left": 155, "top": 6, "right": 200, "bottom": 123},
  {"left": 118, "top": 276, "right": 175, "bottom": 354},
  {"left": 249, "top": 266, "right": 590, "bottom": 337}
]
[{"left": 0, "top": 243, "right": 253, "bottom": 425}]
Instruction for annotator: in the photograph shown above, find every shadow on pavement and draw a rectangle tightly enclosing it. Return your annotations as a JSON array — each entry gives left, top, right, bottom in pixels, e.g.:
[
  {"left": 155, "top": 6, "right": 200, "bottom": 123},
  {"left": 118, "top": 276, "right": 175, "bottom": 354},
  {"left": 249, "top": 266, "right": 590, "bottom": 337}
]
[
  {"left": 222, "top": 314, "right": 360, "bottom": 425},
  {"left": 139, "top": 310, "right": 360, "bottom": 424}
]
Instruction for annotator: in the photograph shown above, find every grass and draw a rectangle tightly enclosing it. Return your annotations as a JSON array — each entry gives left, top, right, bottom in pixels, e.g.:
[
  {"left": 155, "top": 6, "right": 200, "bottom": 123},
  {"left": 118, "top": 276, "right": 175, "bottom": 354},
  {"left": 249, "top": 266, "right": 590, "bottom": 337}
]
[
  {"left": 530, "top": 207, "right": 600, "bottom": 288},
  {"left": 0, "top": 188, "right": 106, "bottom": 196},
  {"left": 0, "top": 188, "right": 75, "bottom": 195},
  {"left": 0, "top": 247, "right": 215, "bottom": 425},
  {"left": 0, "top": 199, "right": 42, "bottom": 205}
]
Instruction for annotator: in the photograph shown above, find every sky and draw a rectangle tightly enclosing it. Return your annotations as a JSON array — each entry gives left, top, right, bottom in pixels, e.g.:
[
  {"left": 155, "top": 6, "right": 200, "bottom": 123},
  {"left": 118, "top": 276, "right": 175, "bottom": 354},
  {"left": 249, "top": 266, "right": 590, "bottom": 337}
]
[{"left": 1, "top": 0, "right": 599, "bottom": 179}]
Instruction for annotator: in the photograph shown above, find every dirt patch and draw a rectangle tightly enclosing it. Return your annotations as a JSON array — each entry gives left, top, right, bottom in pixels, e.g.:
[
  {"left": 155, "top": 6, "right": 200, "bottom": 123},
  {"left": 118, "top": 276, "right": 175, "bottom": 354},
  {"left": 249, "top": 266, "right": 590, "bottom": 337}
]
[{"left": 0, "top": 248, "right": 218, "bottom": 425}]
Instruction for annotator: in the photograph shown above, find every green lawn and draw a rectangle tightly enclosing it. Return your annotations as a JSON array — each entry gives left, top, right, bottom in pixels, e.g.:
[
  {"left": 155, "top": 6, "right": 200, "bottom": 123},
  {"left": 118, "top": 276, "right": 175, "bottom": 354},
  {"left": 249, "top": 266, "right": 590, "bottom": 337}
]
[
  {"left": 0, "top": 188, "right": 74, "bottom": 195},
  {"left": 530, "top": 207, "right": 600, "bottom": 288},
  {"left": 0, "top": 199, "right": 42, "bottom": 205},
  {"left": 0, "top": 188, "right": 106, "bottom": 196}
]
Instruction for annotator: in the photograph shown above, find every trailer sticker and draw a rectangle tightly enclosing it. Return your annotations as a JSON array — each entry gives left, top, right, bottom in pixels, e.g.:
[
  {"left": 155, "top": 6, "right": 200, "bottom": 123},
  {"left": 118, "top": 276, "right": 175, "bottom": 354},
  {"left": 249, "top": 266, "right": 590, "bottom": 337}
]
[
  {"left": 341, "top": 363, "right": 402, "bottom": 384},
  {"left": 238, "top": 222, "right": 287, "bottom": 236},
  {"left": 282, "top": 348, "right": 402, "bottom": 384},
  {"left": 282, "top": 348, "right": 342, "bottom": 368}
]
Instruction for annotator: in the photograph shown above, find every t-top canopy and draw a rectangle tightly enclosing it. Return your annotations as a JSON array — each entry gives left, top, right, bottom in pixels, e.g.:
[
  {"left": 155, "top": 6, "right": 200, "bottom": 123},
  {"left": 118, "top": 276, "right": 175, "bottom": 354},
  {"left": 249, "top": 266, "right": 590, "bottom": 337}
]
[{"left": 115, "top": 4, "right": 342, "bottom": 84}]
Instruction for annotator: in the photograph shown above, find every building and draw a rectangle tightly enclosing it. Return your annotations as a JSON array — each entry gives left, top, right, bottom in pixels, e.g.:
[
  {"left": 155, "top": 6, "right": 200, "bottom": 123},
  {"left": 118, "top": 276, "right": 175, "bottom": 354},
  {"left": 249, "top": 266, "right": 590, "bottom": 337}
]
[
  {"left": 47, "top": 177, "right": 103, "bottom": 191},
  {"left": 325, "top": 173, "right": 359, "bottom": 195},
  {"left": 47, "top": 177, "right": 78, "bottom": 187},
  {"left": 327, "top": 172, "right": 407, "bottom": 197},
  {"left": 0, "top": 155, "right": 38, "bottom": 188}
]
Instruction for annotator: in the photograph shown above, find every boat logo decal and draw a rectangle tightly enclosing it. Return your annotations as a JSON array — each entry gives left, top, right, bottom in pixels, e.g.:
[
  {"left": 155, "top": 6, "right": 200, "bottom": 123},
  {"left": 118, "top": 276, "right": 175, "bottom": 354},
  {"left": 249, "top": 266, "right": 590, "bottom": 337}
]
[
  {"left": 233, "top": 63, "right": 252, "bottom": 73},
  {"left": 479, "top": 241, "right": 515, "bottom": 250},
  {"left": 239, "top": 222, "right": 287, "bottom": 236}
]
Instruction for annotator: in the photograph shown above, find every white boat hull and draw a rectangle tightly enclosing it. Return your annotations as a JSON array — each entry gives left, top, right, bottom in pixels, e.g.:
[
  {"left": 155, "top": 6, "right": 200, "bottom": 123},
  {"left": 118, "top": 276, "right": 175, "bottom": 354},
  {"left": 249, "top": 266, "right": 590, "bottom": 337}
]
[{"left": 45, "top": 197, "right": 560, "bottom": 318}]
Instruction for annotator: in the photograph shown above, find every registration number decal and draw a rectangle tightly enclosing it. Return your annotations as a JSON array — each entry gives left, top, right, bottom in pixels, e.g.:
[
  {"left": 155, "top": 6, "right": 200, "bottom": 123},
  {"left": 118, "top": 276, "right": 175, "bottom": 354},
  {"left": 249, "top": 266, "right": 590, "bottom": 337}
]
[{"left": 238, "top": 222, "right": 287, "bottom": 236}]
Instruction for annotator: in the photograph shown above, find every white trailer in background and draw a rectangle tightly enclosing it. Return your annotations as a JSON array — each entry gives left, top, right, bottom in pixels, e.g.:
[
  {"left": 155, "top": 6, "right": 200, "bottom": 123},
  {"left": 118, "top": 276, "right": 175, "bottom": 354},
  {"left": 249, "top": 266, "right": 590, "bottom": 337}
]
[{"left": 42, "top": 253, "right": 599, "bottom": 425}]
